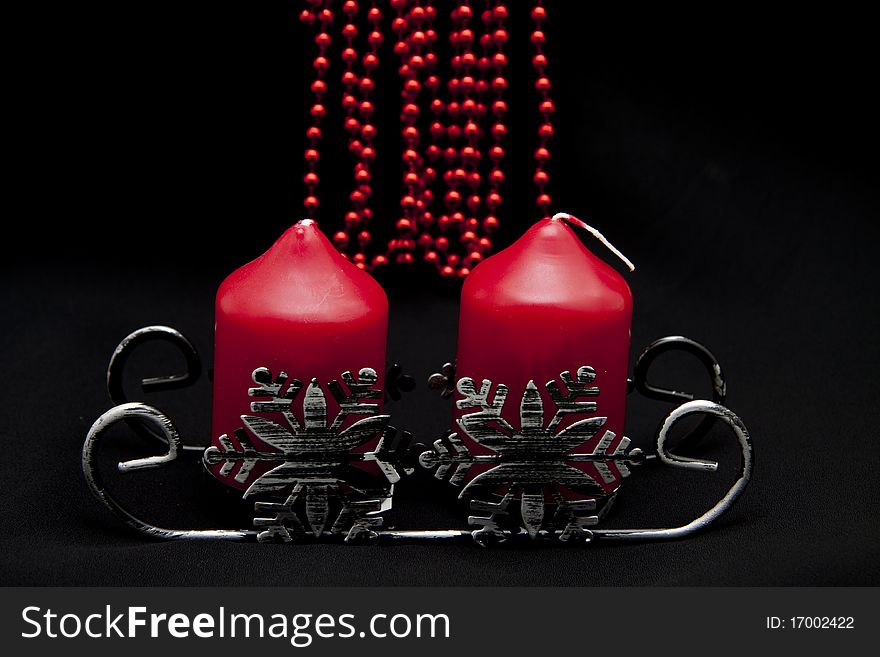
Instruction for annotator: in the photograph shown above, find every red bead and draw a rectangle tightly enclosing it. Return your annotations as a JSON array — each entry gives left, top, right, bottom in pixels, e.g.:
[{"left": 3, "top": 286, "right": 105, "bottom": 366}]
[
  {"left": 445, "top": 190, "right": 462, "bottom": 208},
  {"left": 396, "top": 218, "right": 413, "bottom": 233},
  {"left": 372, "top": 254, "right": 388, "bottom": 268},
  {"left": 464, "top": 217, "right": 479, "bottom": 231},
  {"left": 468, "top": 172, "right": 481, "bottom": 188},
  {"left": 402, "top": 125, "right": 419, "bottom": 143},
  {"left": 447, "top": 124, "right": 461, "bottom": 141},
  {"left": 461, "top": 146, "right": 480, "bottom": 165},
  {"left": 403, "top": 171, "right": 419, "bottom": 186},
  {"left": 537, "top": 194, "right": 552, "bottom": 208},
  {"left": 446, "top": 254, "right": 461, "bottom": 268},
  {"left": 350, "top": 190, "right": 366, "bottom": 206},
  {"left": 532, "top": 54, "right": 548, "bottom": 69},
  {"left": 486, "top": 192, "right": 502, "bottom": 209},
  {"left": 492, "top": 123, "right": 507, "bottom": 139},
  {"left": 536, "top": 76, "right": 551, "bottom": 92},
  {"left": 447, "top": 102, "right": 461, "bottom": 118},
  {"left": 403, "top": 148, "right": 419, "bottom": 163},
  {"left": 460, "top": 29, "right": 474, "bottom": 44},
  {"left": 534, "top": 170, "right": 550, "bottom": 186},
  {"left": 341, "top": 71, "right": 357, "bottom": 88},
  {"left": 535, "top": 147, "right": 551, "bottom": 162},
  {"left": 440, "top": 265, "right": 455, "bottom": 278},
  {"left": 461, "top": 53, "right": 476, "bottom": 68},
  {"left": 492, "top": 100, "right": 507, "bottom": 116},
  {"left": 368, "top": 31, "right": 383, "bottom": 47},
  {"left": 353, "top": 253, "right": 367, "bottom": 264},
  {"left": 423, "top": 167, "right": 437, "bottom": 183},
  {"left": 531, "top": 6, "right": 547, "bottom": 21},
  {"left": 299, "top": 9, "right": 314, "bottom": 25},
  {"left": 451, "top": 211, "right": 465, "bottom": 225},
  {"left": 491, "top": 77, "right": 507, "bottom": 92},
  {"left": 305, "top": 149, "right": 320, "bottom": 162},
  {"left": 489, "top": 169, "right": 505, "bottom": 184},
  {"left": 462, "top": 230, "right": 477, "bottom": 243},
  {"left": 462, "top": 99, "right": 477, "bottom": 115},
  {"left": 494, "top": 5, "right": 509, "bottom": 20},
  {"left": 404, "top": 79, "right": 421, "bottom": 95},
  {"left": 489, "top": 146, "right": 505, "bottom": 161},
  {"left": 304, "top": 195, "right": 319, "bottom": 210},
  {"left": 425, "top": 75, "right": 440, "bottom": 90},
  {"left": 359, "top": 77, "right": 375, "bottom": 94},
  {"left": 493, "top": 29, "right": 508, "bottom": 44},
  {"left": 360, "top": 146, "right": 376, "bottom": 161},
  {"left": 399, "top": 253, "right": 415, "bottom": 265},
  {"left": 345, "top": 211, "right": 360, "bottom": 227},
  {"left": 425, "top": 250, "right": 439, "bottom": 263},
  {"left": 342, "top": 47, "right": 357, "bottom": 63},
  {"left": 531, "top": 30, "right": 546, "bottom": 45},
  {"left": 431, "top": 99, "right": 445, "bottom": 115},
  {"left": 342, "top": 94, "right": 357, "bottom": 111},
  {"left": 478, "top": 237, "right": 493, "bottom": 251},
  {"left": 467, "top": 195, "right": 480, "bottom": 212},
  {"left": 410, "top": 5, "right": 426, "bottom": 20},
  {"left": 410, "top": 30, "right": 426, "bottom": 46},
  {"left": 355, "top": 168, "right": 370, "bottom": 183},
  {"left": 493, "top": 52, "right": 508, "bottom": 69},
  {"left": 540, "top": 100, "right": 555, "bottom": 115},
  {"left": 401, "top": 195, "right": 416, "bottom": 209},
  {"left": 457, "top": 5, "right": 473, "bottom": 20},
  {"left": 333, "top": 231, "right": 349, "bottom": 247},
  {"left": 461, "top": 75, "right": 475, "bottom": 92},
  {"left": 306, "top": 126, "right": 321, "bottom": 140},
  {"left": 467, "top": 251, "right": 483, "bottom": 264},
  {"left": 310, "top": 103, "right": 326, "bottom": 118},
  {"left": 318, "top": 8, "right": 333, "bottom": 24},
  {"left": 409, "top": 54, "right": 425, "bottom": 70},
  {"left": 342, "top": 23, "right": 358, "bottom": 38},
  {"left": 363, "top": 53, "right": 379, "bottom": 70},
  {"left": 361, "top": 123, "right": 376, "bottom": 140},
  {"left": 436, "top": 236, "right": 450, "bottom": 251},
  {"left": 303, "top": 172, "right": 318, "bottom": 187},
  {"left": 392, "top": 18, "right": 408, "bottom": 34},
  {"left": 426, "top": 145, "right": 441, "bottom": 160},
  {"left": 368, "top": 7, "right": 382, "bottom": 22},
  {"left": 444, "top": 147, "right": 457, "bottom": 163},
  {"left": 483, "top": 216, "right": 500, "bottom": 233},
  {"left": 348, "top": 139, "right": 363, "bottom": 155},
  {"left": 358, "top": 230, "right": 371, "bottom": 245},
  {"left": 343, "top": 1, "right": 358, "bottom": 16},
  {"left": 539, "top": 123, "right": 554, "bottom": 138},
  {"left": 313, "top": 56, "right": 329, "bottom": 71}
]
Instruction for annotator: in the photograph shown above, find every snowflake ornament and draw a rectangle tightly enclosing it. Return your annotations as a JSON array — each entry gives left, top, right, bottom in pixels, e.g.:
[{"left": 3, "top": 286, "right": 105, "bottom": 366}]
[
  {"left": 203, "top": 366, "right": 400, "bottom": 542},
  {"left": 420, "top": 366, "right": 644, "bottom": 543}
]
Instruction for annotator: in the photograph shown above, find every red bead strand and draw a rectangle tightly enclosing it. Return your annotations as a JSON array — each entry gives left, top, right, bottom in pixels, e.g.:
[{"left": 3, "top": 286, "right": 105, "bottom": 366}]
[
  {"left": 300, "top": 0, "right": 332, "bottom": 217},
  {"left": 531, "top": 0, "right": 554, "bottom": 218}
]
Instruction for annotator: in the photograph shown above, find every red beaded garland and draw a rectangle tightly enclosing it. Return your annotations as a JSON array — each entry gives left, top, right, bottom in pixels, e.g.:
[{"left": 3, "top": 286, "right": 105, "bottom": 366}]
[
  {"left": 298, "top": 0, "right": 555, "bottom": 278},
  {"left": 531, "top": 0, "right": 554, "bottom": 218}
]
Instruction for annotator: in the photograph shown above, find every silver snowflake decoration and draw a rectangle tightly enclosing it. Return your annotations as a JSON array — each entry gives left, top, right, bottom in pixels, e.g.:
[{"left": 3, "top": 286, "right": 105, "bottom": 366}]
[
  {"left": 204, "top": 366, "right": 399, "bottom": 543},
  {"left": 420, "top": 366, "right": 644, "bottom": 543}
]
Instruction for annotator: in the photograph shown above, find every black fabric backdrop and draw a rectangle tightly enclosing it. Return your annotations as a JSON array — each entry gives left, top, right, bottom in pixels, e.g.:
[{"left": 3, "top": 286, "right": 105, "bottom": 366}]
[{"left": 2, "top": 3, "right": 878, "bottom": 585}]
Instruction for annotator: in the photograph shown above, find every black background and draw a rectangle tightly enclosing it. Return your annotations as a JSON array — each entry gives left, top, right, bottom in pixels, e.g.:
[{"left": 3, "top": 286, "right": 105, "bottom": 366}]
[{"left": 2, "top": 2, "right": 878, "bottom": 585}]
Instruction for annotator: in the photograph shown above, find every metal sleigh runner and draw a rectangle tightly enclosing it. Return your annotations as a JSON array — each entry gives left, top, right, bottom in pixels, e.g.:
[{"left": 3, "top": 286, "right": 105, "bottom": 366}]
[{"left": 83, "top": 326, "right": 753, "bottom": 547}]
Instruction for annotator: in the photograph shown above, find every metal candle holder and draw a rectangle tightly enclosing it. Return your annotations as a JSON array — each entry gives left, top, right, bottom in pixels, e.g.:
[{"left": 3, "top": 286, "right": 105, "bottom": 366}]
[{"left": 83, "top": 327, "right": 752, "bottom": 546}]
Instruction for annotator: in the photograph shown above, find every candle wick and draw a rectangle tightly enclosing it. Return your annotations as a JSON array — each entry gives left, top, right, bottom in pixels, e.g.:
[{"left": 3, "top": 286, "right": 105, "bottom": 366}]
[{"left": 552, "top": 212, "right": 636, "bottom": 272}]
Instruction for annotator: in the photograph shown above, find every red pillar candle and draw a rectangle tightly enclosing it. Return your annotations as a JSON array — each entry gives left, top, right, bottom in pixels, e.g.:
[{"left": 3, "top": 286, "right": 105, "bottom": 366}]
[
  {"left": 209, "top": 219, "right": 389, "bottom": 491},
  {"left": 453, "top": 214, "right": 634, "bottom": 497}
]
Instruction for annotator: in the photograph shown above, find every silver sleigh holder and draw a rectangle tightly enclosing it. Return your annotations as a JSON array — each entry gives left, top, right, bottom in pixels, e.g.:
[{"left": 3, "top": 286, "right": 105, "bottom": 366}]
[
  {"left": 83, "top": 211, "right": 751, "bottom": 548},
  {"left": 84, "top": 322, "right": 753, "bottom": 547}
]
